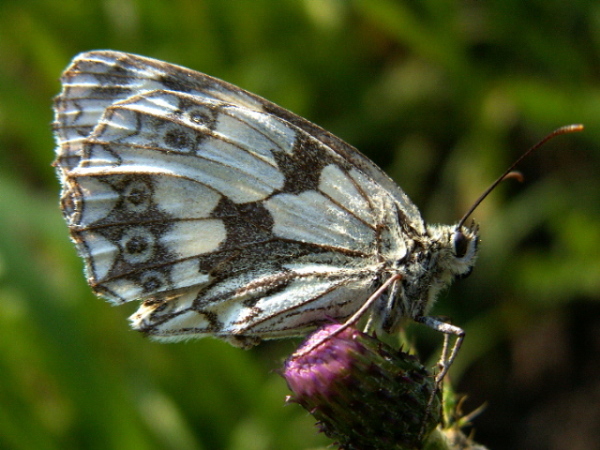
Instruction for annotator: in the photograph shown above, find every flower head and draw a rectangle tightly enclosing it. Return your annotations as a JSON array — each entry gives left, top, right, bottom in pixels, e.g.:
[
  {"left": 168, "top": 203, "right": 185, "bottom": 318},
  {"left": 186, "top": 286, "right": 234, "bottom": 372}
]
[{"left": 283, "top": 324, "right": 442, "bottom": 449}]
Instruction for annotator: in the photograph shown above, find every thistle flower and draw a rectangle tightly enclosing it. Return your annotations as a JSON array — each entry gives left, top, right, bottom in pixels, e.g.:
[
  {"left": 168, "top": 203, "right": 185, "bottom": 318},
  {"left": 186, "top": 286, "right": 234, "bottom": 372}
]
[{"left": 283, "top": 324, "right": 442, "bottom": 449}]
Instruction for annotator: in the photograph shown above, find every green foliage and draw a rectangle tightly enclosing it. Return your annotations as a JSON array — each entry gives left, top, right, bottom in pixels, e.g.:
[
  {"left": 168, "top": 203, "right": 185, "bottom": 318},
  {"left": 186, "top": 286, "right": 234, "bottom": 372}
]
[{"left": 0, "top": 1, "right": 598, "bottom": 449}]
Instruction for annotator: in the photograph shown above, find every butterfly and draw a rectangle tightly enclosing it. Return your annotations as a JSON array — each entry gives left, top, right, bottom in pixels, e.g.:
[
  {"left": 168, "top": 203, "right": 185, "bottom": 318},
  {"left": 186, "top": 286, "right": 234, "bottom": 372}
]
[{"left": 53, "top": 50, "right": 482, "bottom": 362}]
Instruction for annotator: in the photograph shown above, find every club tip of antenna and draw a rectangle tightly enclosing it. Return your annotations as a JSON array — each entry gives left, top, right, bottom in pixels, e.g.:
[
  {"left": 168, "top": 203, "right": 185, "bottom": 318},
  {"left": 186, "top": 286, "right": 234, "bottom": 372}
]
[
  {"left": 503, "top": 171, "right": 525, "bottom": 183},
  {"left": 558, "top": 124, "right": 584, "bottom": 133}
]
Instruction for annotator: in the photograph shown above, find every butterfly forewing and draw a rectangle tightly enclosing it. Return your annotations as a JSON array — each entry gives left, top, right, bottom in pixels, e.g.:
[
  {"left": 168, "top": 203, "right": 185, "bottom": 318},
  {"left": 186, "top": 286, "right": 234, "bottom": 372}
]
[{"left": 54, "top": 51, "right": 423, "bottom": 346}]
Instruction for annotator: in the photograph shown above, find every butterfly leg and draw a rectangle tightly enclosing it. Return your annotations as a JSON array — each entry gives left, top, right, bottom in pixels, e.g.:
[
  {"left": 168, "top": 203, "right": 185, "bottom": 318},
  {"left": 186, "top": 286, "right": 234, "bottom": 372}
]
[
  {"left": 415, "top": 316, "right": 465, "bottom": 440},
  {"left": 291, "top": 273, "right": 403, "bottom": 358},
  {"left": 416, "top": 315, "right": 465, "bottom": 383}
]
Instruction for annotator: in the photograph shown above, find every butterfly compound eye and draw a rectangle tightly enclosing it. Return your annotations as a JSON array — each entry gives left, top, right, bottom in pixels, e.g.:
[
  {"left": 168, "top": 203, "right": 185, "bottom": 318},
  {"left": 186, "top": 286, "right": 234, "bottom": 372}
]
[{"left": 453, "top": 229, "right": 470, "bottom": 258}]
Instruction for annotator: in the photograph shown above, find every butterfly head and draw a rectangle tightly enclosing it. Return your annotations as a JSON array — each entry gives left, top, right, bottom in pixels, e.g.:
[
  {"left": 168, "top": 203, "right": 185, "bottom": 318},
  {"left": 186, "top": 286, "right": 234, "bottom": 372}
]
[
  {"left": 426, "top": 221, "right": 479, "bottom": 284},
  {"left": 450, "top": 222, "right": 480, "bottom": 277}
]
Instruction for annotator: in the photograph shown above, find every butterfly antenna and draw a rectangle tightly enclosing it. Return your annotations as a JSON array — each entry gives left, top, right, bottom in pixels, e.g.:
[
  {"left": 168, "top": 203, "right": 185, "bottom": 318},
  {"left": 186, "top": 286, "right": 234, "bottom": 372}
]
[{"left": 456, "top": 124, "right": 584, "bottom": 230}]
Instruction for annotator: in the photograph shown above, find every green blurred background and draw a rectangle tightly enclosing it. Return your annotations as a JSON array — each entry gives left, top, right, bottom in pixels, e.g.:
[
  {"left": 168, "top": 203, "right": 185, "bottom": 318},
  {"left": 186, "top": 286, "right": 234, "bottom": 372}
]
[{"left": 0, "top": 0, "right": 598, "bottom": 449}]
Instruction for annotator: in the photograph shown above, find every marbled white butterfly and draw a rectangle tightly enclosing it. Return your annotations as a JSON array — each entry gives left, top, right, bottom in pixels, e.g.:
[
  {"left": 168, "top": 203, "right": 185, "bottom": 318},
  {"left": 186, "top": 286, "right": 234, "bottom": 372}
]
[{"left": 53, "top": 51, "right": 580, "bottom": 376}]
